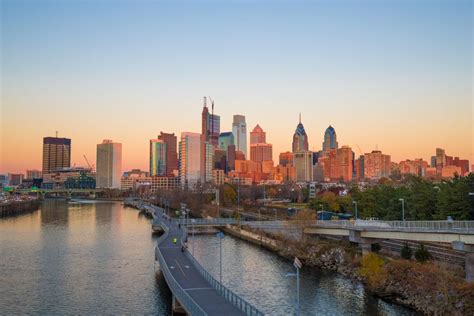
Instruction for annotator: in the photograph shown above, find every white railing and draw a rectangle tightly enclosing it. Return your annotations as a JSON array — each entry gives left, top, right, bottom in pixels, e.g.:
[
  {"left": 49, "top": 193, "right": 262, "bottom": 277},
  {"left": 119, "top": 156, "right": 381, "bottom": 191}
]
[{"left": 313, "top": 220, "right": 474, "bottom": 233}]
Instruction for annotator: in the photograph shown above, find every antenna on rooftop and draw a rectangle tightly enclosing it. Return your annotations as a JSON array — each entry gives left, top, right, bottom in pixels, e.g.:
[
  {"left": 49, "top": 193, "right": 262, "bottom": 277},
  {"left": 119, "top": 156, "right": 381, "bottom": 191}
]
[{"left": 55, "top": 131, "right": 58, "bottom": 138}]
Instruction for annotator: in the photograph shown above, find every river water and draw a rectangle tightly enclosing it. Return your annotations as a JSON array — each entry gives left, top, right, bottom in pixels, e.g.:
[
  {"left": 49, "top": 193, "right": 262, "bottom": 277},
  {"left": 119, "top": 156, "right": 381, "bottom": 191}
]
[{"left": 0, "top": 201, "right": 417, "bottom": 315}]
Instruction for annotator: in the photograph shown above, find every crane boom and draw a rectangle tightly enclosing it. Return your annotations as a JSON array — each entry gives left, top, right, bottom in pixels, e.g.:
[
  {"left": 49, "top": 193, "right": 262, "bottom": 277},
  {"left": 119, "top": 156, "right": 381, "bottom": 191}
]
[{"left": 83, "top": 155, "right": 92, "bottom": 169}]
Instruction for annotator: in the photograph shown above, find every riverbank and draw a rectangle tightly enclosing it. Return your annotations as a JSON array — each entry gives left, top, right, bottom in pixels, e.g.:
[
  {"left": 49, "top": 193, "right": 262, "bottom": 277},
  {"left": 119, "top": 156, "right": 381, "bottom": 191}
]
[
  {"left": 0, "top": 199, "right": 41, "bottom": 217},
  {"left": 226, "top": 225, "right": 474, "bottom": 315}
]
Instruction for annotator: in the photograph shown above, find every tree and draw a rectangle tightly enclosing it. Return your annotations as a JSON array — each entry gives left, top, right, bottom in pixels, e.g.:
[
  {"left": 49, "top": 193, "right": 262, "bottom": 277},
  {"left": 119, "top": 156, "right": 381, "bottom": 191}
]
[
  {"left": 222, "top": 184, "right": 236, "bottom": 206},
  {"left": 414, "top": 244, "right": 430, "bottom": 262},
  {"left": 401, "top": 242, "right": 412, "bottom": 259}
]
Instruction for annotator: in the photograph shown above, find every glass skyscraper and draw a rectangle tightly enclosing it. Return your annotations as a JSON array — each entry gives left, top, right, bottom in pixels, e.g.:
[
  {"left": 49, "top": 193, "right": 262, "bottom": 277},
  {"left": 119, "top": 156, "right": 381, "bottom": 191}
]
[
  {"left": 232, "top": 115, "right": 247, "bottom": 158},
  {"left": 322, "top": 125, "right": 338, "bottom": 153},
  {"left": 150, "top": 139, "right": 167, "bottom": 176}
]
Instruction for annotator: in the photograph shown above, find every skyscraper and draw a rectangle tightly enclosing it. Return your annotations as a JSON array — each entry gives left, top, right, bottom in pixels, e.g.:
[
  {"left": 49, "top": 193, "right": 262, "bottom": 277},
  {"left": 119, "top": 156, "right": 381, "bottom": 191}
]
[
  {"left": 250, "top": 124, "right": 266, "bottom": 144},
  {"left": 322, "top": 125, "right": 338, "bottom": 153},
  {"left": 179, "top": 132, "right": 202, "bottom": 188},
  {"left": 42, "top": 136, "right": 71, "bottom": 173},
  {"left": 96, "top": 140, "right": 122, "bottom": 189},
  {"left": 232, "top": 114, "right": 247, "bottom": 158},
  {"left": 294, "top": 151, "right": 313, "bottom": 181},
  {"left": 158, "top": 132, "right": 178, "bottom": 176},
  {"left": 150, "top": 139, "right": 167, "bottom": 176},
  {"left": 250, "top": 143, "right": 273, "bottom": 163},
  {"left": 201, "top": 97, "right": 220, "bottom": 147},
  {"left": 218, "top": 132, "right": 234, "bottom": 151},
  {"left": 363, "top": 150, "right": 391, "bottom": 180},
  {"left": 292, "top": 115, "right": 309, "bottom": 153}
]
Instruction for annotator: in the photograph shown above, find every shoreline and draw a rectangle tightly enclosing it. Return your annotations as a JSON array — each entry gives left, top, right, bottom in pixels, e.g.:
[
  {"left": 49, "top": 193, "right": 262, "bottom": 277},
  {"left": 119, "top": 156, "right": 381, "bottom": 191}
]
[{"left": 0, "top": 199, "right": 41, "bottom": 217}]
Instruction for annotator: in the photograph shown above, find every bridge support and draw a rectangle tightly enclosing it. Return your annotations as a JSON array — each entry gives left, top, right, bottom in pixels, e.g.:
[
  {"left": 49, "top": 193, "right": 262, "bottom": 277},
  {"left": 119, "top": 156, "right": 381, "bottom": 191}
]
[
  {"left": 349, "top": 231, "right": 379, "bottom": 256},
  {"left": 172, "top": 295, "right": 187, "bottom": 315},
  {"left": 453, "top": 241, "right": 474, "bottom": 282}
]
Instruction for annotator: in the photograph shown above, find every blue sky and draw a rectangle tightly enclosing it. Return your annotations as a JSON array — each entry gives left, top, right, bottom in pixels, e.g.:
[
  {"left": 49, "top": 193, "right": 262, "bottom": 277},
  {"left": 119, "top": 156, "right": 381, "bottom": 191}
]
[{"left": 1, "top": 0, "right": 472, "bottom": 172}]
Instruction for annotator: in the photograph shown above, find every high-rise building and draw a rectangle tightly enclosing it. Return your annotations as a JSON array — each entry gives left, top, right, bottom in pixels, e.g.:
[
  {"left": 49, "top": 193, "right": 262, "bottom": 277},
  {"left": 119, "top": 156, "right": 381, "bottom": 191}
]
[
  {"left": 294, "top": 151, "right": 313, "bottom": 182},
  {"left": 250, "top": 143, "right": 273, "bottom": 163},
  {"left": 292, "top": 115, "right": 309, "bottom": 153},
  {"left": 364, "top": 150, "right": 391, "bottom": 180},
  {"left": 213, "top": 148, "right": 227, "bottom": 171},
  {"left": 218, "top": 132, "right": 235, "bottom": 151},
  {"left": 8, "top": 173, "right": 24, "bottom": 186},
  {"left": 250, "top": 124, "right": 266, "bottom": 144},
  {"left": 26, "top": 169, "right": 42, "bottom": 180},
  {"left": 158, "top": 132, "right": 178, "bottom": 177},
  {"left": 452, "top": 157, "right": 470, "bottom": 176},
  {"left": 42, "top": 137, "right": 71, "bottom": 173},
  {"left": 96, "top": 140, "right": 122, "bottom": 189},
  {"left": 322, "top": 125, "right": 338, "bottom": 154},
  {"left": 232, "top": 115, "right": 247, "bottom": 158},
  {"left": 227, "top": 145, "right": 236, "bottom": 172},
  {"left": 435, "top": 148, "right": 446, "bottom": 174},
  {"left": 150, "top": 139, "right": 167, "bottom": 176},
  {"left": 179, "top": 132, "right": 203, "bottom": 188},
  {"left": 399, "top": 159, "right": 429, "bottom": 177},
  {"left": 201, "top": 97, "right": 220, "bottom": 147},
  {"left": 279, "top": 151, "right": 293, "bottom": 167}
]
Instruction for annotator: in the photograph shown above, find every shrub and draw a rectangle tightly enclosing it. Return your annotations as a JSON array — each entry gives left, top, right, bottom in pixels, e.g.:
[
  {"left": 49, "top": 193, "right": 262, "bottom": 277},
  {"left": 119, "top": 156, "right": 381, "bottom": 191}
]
[
  {"left": 371, "top": 243, "right": 381, "bottom": 253},
  {"left": 415, "top": 244, "right": 430, "bottom": 262},
  {"left": 401, "top": 242, "right": 412, "bottom": 259},
  {"left": 358, "top": 253, "right": 387, "bottom": 288}
]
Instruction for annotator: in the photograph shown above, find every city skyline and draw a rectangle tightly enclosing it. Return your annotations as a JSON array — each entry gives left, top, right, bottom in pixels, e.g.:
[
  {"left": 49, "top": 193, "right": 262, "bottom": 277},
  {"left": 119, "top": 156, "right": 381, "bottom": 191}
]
[{"left": 1, "top": 0, "right": 473, "bottom": 173}]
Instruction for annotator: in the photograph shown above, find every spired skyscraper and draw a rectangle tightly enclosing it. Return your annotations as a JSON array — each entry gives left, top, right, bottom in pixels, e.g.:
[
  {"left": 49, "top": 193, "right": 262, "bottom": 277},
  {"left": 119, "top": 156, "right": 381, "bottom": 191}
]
[
  {"left": 322, "top": 125, "right": 338, "bottom": 153},
  {"left": 232, "top": 114, "right": 247, "bottom": 158},
  {"left": 201, "top": 97, "right": 220, "bottom": 147},
  {"left": 96, "top": 140, "right": 122, "bottom": 189},
  {"left": 292, "top": 114, "right": 309, "bottom": 153}
]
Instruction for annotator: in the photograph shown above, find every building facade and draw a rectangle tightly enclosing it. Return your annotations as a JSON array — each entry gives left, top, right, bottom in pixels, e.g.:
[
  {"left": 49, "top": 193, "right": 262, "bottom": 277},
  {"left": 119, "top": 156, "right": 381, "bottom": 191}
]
[
  {"left": 218, "top": 132, "right": 235, "bottom": 151},
  {"left": 292, "top": 116, "right": 309, "bottom": 153},
  {"left": 232, "top": 114, "right": 247, "bottom": 158},
  {"left": 363, "top": 150, "right": 391, "bottom": 180},
  {"left": 322, "top": 126, "right": 338, "bottom": 154},
  {"left": 250, "top": 143, "right": 273, "bottom": 163},
  {"left": 179, "top": 132, "right": 202, "bottom": 189},
  {"left": 294, "top": 151, "right": 313, "bottom": 182},
  {"left": 26, "top": 169, "right": 42, "bottom": 180},
  {"left": 158, "top": 132, "right": 178, "bottom": 177},
  {"left": 250, "top": 124, "right": 266, "bottom": 144},
  {"left": 279, "top": 151, "right": 293, "bottom": 167},
  {"left": 42, "top": 137, "right": 71, "bottom": 173},
  {"left": 150, "top": 139, "right": 167, "bottom": 176},
  {"left": 96, "top": 140, "right": 122, "bottom": 189}
]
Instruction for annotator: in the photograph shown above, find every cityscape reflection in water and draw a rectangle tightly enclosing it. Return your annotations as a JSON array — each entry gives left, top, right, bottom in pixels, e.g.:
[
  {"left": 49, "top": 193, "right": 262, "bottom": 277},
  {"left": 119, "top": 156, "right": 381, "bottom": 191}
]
[{"left": 1, "top": 200, "right": 417, "bottom": 315}]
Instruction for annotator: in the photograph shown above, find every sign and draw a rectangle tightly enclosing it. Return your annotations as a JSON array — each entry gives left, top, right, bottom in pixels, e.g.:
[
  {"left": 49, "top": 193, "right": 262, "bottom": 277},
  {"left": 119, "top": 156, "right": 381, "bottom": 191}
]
[
  {"left": 293, "top": 257, "right": 302, "bottom": 269},
  {"left": 216, "top": 232, "right": 225, "bottom": 239}
]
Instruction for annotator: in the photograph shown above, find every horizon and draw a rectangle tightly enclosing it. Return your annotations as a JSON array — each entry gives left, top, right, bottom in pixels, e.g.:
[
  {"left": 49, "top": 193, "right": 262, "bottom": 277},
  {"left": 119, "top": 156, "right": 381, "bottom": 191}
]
[{"left": 1, "top": 0, "right": 473, "bottom": 174}]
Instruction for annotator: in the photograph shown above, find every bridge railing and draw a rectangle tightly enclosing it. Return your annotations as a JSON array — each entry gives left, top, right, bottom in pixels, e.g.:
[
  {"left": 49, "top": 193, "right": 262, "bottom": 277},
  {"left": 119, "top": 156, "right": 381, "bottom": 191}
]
[
  {"left": 154, "top": 215, "right": 207, "bottom": 316},
  {"left": 313, "top": 220, "right": 474, "bottom": 233},
  {"left": 182, "top": 229, "right": 264, "bottom": 316}
]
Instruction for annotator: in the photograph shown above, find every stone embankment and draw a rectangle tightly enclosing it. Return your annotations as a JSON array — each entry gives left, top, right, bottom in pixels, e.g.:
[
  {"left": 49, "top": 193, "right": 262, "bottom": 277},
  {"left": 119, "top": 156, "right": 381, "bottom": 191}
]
[{"left": 0, "top": 199, "right": 41, "bottom": 217}]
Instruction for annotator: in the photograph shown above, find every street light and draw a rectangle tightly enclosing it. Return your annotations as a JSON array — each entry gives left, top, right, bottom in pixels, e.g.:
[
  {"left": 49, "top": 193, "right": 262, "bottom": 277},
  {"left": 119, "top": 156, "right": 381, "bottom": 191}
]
[
  {"left": 286, "top": 257, "right": 302, "bottom": 316},
  {"left": 399, "top": 198, "right": 405, "bottom": 221},
  {"left": 353, "top": 201, "right": 358, "bottom": 220}
]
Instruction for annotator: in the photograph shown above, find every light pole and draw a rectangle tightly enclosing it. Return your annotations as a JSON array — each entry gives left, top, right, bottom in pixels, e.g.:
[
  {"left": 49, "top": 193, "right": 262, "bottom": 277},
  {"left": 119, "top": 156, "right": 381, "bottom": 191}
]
[
  {"left": 286, "top": 257, "right": 302, "bottom": 316},
  {"left": 353, "top": 201, "right": 358, "bottom": 220},
  {"left": 237, "top": 178, "right": 240, "bottom": 209},
  {"left": 399, "top": 198, "right": 405, "bottom": 221},
  {"left": 216, "top": 232, "right": 225, "bottom": 283}
]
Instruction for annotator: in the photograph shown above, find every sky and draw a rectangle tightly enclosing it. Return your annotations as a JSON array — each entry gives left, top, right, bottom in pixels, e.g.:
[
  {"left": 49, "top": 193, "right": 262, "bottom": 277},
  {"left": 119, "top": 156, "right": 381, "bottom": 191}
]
[{"left": 1, "top": 0, "right": 473, "bottom": 174}]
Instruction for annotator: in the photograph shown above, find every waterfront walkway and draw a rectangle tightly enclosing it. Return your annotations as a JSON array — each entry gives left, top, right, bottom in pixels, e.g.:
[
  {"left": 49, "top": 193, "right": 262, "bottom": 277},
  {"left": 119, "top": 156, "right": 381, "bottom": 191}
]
[{"left": 149, "top": 204, "right": 262, "bottom": 316}]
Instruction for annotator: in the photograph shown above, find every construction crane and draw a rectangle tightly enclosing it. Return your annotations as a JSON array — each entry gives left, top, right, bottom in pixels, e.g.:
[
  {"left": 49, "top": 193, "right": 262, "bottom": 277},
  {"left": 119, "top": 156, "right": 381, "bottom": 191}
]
[
  {"left": 356, "top": 144, "right": 364, "bottom": 157},
  {"left": 83, "top": 155, "right": 94, "bottom": 171}
]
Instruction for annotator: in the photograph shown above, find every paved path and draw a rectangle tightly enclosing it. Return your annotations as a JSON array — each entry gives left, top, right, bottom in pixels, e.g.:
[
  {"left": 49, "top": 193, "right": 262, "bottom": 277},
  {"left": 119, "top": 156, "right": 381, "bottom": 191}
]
[{"left": 153, "top": 207, "right": 245, "bottom": 316}]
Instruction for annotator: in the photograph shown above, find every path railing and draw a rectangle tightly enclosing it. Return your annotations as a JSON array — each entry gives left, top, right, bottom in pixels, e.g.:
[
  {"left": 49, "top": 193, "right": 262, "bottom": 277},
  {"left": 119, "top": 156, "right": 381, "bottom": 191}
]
[
  {"left": 313, "top": 220, "right": 474, "bottom": 233},
  {"left": 181, "top": 229, "right": 264, "bottom": 316}
]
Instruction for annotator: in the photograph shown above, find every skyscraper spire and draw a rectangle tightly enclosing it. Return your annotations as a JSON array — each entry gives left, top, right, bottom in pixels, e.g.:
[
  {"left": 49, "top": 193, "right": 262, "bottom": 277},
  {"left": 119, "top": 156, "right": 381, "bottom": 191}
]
[
  {"left": 299, "top": 113, "right": 301, "bottom": 124},
  {"left": 203, "top": 96, "right": 207, "bottom": 108}
]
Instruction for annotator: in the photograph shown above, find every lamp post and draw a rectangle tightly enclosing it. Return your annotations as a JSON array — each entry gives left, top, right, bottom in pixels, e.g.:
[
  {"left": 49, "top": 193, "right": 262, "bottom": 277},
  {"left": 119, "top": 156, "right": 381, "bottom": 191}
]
[
  {"left": 353, "top": 201, "right": 358, "bottom": 220},
  {"left": 399, "top": 198, "right": 405, "bottom": 221},
  {"left": 237, "top": 178, "right": 240, "bottom": 209},
  {"left": 286, "top": 257, "right": 302, "bottom": 316}
]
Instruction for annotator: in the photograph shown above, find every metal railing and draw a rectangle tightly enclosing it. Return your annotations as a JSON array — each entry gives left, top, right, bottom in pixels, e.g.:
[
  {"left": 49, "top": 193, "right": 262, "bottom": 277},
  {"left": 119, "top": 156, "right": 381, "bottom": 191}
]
[
  {"left": 182, "top": 229, "right": 264, "bottom": 316},
  {"left": 154, "top": 218, "right": 207, "bottom": 316},
  {"left": 312, "top": 220, "right": 474, "bottom": 233}
]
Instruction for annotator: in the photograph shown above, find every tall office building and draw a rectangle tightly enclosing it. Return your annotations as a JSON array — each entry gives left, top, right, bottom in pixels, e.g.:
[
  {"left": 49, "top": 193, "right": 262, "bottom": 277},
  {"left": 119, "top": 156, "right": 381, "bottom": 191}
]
[
  {"left": 232, "top": 114, "right": 247, "bottom": 158},
  {"left": 179, "top": 132, "right": 202, "bottom": 188},
  {"left": 279, "top": 151, "right": 293, "bottom": 167},
  {"left": 322, "top": 125, "right": 338, "bottom": 153},
  {"left": 435, "top": 148, "right": 446, "bottom": 174},
  {"left": 96, "top": 140, "right": 122, "bottom": 189},
  {"left": 218, "top": 132, "right": 234, "bottom": 151},
  {"left": 158, "top": 132, "right": 178, "bottom": 177},
  {"left": 292, "top": 115, "right": 309, "bottom": 153},
  {"left": 201, "top": 97, "right": 220, "bottom": 147},
  {"left": 250, "top": 124, "right": 266, "bottom": 144},
  {"left": 250, "top": 143, "right": 273, "bottom": 163},
  {"left": 42, "top": 137, "right": 71, "bottom": 173},
  {"left": 363, "top": 150, "right": 391, "bottom": 180},
  {"left": 150, "top": 139, "right": 167, "bottom": 176},
  {"left": 294, "top": 151, "right": 313, "bottom": 182}
]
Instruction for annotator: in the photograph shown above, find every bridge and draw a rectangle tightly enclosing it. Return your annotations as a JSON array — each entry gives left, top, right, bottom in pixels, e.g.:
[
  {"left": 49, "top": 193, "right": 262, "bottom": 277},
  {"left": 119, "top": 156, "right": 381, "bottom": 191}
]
[
  {"left": 10, "top": 188, "right": 104, "bottom": 200},
  {"left": 147, "top": 204, "right": 263, "bottom": 316}
]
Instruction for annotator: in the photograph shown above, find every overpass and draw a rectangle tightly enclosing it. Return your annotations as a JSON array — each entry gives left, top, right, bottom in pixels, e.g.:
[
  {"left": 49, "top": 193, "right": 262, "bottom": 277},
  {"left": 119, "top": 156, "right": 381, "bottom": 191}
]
[
  {"left": 11, "top": 188, "right": 104, "bottom": 200},
  {"left": 147, "top": 204, "right": 263, "bottom": 316}
]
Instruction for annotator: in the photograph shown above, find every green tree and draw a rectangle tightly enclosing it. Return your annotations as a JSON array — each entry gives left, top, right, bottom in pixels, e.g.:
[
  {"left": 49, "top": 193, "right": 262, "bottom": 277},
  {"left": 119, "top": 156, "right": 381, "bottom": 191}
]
[
  {"left": 401, "top": 242, "right": 412, "bottom": 259},
  {"left": 414, "top": 244, "right": 430, "bottom": 262}
]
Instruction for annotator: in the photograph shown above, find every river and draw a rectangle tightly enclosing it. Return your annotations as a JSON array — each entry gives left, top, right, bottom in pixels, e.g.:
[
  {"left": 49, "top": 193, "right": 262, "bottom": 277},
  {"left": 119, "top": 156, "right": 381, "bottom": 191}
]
[{"left": 0, "top": 200, "right": 417, "bottom": 315}]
